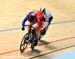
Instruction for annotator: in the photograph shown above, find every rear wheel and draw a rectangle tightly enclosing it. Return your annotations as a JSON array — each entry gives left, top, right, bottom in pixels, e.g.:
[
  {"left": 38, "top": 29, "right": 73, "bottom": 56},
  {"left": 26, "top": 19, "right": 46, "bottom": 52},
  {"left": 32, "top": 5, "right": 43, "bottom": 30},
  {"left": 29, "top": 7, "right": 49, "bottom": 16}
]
[
  {"left": 20, "top": 33, "right": 29, "bottom": 53},
  {"left": 31, "top": 43, "right": 34, "bottom": 50},
  {"left": 31, "top": 38, "right": 38, "bottom": 50}
]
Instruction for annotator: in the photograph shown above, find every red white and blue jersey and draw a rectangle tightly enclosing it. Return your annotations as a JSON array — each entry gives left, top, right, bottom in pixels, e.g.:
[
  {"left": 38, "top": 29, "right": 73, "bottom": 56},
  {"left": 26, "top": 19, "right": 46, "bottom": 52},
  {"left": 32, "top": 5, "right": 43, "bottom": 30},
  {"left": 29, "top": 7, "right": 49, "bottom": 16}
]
[{"left": 22, "top": 10, "right": 44, "bottom": 31}]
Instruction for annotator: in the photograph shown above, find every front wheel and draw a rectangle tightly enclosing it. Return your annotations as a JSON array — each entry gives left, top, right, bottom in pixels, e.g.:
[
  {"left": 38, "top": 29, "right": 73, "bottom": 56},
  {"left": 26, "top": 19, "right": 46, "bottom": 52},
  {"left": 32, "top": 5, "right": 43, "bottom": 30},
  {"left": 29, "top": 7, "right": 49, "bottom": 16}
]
[{"left": 20, "top": 33, "right": 29, "bottom": 53}]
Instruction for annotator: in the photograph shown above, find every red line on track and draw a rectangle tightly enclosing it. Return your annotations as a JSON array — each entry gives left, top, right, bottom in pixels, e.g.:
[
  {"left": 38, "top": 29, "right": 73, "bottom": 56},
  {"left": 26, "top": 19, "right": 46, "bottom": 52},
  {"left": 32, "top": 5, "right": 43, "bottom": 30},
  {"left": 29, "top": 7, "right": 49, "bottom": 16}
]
[{"left": 0, "top": 37, "right": 75, "bottom": 55}]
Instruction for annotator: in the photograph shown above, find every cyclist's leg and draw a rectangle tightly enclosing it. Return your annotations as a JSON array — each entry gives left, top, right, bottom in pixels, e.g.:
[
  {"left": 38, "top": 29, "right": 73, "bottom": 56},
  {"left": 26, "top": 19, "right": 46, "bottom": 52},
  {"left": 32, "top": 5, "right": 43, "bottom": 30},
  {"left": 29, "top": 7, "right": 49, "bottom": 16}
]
[
  {"left": 36, "top": 30, "right": 40, "bottom": 40},
  {"left": 41, "top": 22, "right": 48, "bottom": 35},
  {"left": 33, "top": 30, "right": 40, "bottom": 46},
  {"left": 28, "top": 22, "right": 32, "bottom": 32}
]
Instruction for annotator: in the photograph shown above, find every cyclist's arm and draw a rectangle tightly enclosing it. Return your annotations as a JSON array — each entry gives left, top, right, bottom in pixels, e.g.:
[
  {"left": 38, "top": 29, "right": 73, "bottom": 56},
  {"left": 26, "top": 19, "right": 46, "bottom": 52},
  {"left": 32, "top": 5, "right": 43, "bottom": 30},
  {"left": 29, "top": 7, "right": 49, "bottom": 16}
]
[
  {"left": 22, "top": 11, "right": 34, "bottom": 28},
  {"left": 22, "top": 15, "right": 28, "bottom": 28}
]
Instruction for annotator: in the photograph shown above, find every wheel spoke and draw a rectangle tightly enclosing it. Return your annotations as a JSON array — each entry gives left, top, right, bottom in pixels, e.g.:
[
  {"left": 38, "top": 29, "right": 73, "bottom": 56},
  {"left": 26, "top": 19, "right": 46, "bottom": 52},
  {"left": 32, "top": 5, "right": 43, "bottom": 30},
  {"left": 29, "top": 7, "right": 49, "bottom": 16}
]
[{"left": 20, "top": 36, "right": 28, "bottom": 53}]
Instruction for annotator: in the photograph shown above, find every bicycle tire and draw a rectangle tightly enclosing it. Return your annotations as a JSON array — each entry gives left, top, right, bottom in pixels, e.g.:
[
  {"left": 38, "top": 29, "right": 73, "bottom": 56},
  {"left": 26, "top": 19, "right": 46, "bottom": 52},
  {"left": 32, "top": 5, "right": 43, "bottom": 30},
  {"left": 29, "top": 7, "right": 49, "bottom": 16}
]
[
  {"left": 31, "top": 38, "right": 38, "bottom": 50},
  {"left": 20, "top": 34, "right": 28, "bottom": 53},
  {"left": 31, "top": 42, "right": 35, "bottom": 50}
]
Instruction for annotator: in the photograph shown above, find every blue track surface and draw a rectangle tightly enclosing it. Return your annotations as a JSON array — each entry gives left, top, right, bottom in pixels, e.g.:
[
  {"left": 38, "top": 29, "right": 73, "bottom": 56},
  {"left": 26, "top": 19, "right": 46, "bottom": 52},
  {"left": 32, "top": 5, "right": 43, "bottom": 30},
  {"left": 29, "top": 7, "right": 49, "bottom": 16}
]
[{"left": 47, "top": 50, "right": 75, "bottom": 59}]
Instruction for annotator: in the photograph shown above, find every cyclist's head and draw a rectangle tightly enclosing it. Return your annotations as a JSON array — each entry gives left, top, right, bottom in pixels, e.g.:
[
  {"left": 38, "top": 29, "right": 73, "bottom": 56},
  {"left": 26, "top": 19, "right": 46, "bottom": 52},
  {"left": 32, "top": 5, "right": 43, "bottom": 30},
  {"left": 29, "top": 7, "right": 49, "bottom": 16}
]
[
  {"left": 29, "top": 14, "right": 35, "bottom": 22},
  {"left": 40, "top": 8, "right": 46, "bottom": 14}
]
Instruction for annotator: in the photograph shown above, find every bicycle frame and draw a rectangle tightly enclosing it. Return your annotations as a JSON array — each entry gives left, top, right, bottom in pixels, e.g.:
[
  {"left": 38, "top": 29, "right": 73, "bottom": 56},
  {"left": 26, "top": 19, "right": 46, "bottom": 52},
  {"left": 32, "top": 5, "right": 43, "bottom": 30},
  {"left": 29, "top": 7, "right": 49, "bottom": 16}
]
[
  {"left": 20, "top": 25, "right": 38, "bottom": 53},
  {"left": 25, "top": 25, "right": 36, "bottom": 42}
]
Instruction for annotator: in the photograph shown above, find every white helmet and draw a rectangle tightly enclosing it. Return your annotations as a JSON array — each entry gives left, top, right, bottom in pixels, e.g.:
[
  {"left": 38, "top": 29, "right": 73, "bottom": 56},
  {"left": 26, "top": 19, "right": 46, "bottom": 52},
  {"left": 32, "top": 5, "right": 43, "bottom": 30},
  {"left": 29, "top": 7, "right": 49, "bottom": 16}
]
[{"left": 40, "top": 8, "right": 46, "bottom": 13}]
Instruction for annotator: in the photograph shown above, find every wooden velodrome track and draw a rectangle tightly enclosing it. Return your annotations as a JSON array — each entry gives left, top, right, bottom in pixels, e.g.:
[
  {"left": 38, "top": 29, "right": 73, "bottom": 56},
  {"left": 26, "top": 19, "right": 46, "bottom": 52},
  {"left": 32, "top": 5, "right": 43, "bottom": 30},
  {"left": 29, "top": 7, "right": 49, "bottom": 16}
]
[{"left": 0, "top": 0, "right": 75, "bottom": 59}]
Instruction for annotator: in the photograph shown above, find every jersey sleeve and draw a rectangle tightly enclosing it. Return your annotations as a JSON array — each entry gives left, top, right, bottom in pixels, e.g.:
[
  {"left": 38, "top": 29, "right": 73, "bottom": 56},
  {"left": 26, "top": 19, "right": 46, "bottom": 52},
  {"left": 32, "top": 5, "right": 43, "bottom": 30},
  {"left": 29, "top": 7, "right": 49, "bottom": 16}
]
[
  {"left": 22, "top": 15, "right": 28, "bottom": 28},
  {"left": 22, "top": 11, "right": 34, "bottom": 28}
]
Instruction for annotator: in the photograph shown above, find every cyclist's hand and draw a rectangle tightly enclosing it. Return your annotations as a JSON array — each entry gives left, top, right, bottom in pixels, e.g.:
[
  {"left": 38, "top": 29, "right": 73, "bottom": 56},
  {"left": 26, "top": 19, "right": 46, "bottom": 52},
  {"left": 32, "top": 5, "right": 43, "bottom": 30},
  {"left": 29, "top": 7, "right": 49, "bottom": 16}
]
[{"left": 22, "top": 27, "right": 25, "bottom": 31}]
